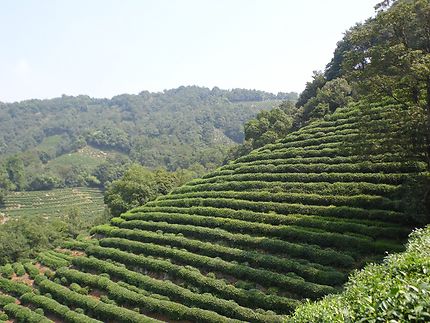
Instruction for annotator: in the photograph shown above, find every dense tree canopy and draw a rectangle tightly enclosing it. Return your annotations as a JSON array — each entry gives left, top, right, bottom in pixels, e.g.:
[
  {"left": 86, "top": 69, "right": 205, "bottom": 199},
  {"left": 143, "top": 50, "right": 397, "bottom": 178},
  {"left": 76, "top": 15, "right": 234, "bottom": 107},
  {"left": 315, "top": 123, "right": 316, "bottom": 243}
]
[
  {"left": 289, "top": 0, "right": 430, "bottom": 167},
  {"left": 0, "top": 87, "right": 296, "bottom": 190},
  {"left": 328, "top": 0, "right": 430, "bottom": 165},
  {"left": 225, "top": 101, "right": 299, "bottom": 160},
  {"left": 104, "top": 164, "right": 194, "bottom": 216}
]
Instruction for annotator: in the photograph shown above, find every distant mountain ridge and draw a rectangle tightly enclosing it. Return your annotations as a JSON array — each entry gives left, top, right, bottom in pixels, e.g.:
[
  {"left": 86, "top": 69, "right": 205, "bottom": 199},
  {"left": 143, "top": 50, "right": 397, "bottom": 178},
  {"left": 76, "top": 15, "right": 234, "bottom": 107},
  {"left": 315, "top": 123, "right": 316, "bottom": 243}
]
[{"left": 0, "top": 86, "right": 296, "bottom": 189}]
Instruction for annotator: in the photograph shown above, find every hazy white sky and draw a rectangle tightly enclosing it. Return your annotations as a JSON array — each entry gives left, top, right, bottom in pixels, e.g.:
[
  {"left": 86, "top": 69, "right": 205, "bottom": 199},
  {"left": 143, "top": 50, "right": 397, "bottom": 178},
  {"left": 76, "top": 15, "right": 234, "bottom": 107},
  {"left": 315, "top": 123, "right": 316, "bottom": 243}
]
[{"left": 0, "top": 0, "right": 378, "bottom": 103}]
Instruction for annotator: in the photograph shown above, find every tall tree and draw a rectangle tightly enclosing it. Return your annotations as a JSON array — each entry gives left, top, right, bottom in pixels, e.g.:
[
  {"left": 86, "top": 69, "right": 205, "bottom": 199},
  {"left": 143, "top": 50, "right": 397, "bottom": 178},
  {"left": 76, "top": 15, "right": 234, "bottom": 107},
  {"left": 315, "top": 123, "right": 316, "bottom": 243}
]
[
  {"left": 340, "top": 0, "right": 430, "bottom": 164},
  {"left": 4, "top": 156, "right": 26, "bottom": 191},
  {"left": 104, "top": 165, "right": 189, "bottom": 216}
]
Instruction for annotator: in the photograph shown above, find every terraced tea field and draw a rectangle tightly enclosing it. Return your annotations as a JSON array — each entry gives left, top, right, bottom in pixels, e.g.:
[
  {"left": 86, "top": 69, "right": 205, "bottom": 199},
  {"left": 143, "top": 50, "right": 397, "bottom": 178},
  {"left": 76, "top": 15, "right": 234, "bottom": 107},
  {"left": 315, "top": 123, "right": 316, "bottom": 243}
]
[
  {"left": 0, "top": 101, "right": 426, "bottom": 322},
  {"left": 0, "top": 188, "right": 105, "bottom": 220}
]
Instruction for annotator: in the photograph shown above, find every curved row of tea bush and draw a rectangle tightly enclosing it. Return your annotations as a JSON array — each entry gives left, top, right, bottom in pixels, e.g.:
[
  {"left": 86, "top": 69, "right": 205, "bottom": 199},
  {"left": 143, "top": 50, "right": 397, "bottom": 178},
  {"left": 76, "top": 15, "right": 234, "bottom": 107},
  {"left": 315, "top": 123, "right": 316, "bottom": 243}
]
[
  {"left": 97, "top": 237, "right": 337, "bottom": 297},
  {"left": 20, "top": 292, "right": 103, "bottom": 323},
  {"left": 158, "top": 190, "right": 402, "bottom": 211},
  {"left": 204, "top": 162, "right": 425, "bottom": 180},
  {"left": 35, "top": 275, "right": 161, "bottom": 323},
  {"left": 106, "top": 219, "right": 356, "bottom": 267},
  {"left": 173, "top": 181, "right": 402, "bottom": 200},
  {"left": 188, "top": 172, "right": 410, "bottom": 187},
  {"left": 142, "top": 198, "right": 404, "bottom": 224},
  {"left": 94, "top": 225, "right": 345, "bottom": 285},
  {"left": 85, "top": 246, "right": 305, "bottom": 308},
  {"left": 37, "top": 251, "right": 71, "bottom": 269},
  {"left": 3, "top": 303, "right": 53, "bottom": 323},
  {"left": 55, "top": 267, "right": 280, "bottom": 323},
  {"left": 128, "top": 205, "right": 408, "bottom": 240},
  {"left": 121, "top": 211, "right": 399, "bottom": 253},
  {"left": 70, "top": 256, "right": 295, "bottom": 319}
]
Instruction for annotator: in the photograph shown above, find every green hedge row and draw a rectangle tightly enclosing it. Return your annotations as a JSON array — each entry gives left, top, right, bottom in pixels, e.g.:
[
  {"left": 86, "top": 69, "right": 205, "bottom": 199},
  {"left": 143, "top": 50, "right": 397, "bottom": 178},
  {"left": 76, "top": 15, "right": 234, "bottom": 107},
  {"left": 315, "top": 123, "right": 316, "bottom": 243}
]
[
  {"left": 0, "top": 294, "right": 15, "bottom": 306},
  {"left": 187, "top": 172, "right": 408, "bottom": 187},
  {"left": 286, "top": 119, "right": 357, "bottom": 136},
  {"left": 144, "top": 197, "right": 403, "bottom": 224},
  {"left": 158, "top": 190, "right": 402, "bottom": 212},
  {"left": 98, "top": 237, "right": 336, "bottom": 298},
  {"left": 69, "top": 258, "right": 290, "bottom": 320},
  {"left": 278, "top": 124, "right": 360, "bottom": 141},
  {"left": 222, "top": 154, "right": 407, "bottom": 171},
  {"left": 0, "top": 277, "right": 32, "bottom": 297},
  {"left": 49, "top": 251, "right": 72, "bottom": 261},
  {"left": 96, "top": 225, "right": 345, "bottom": 285},
  {"left": 268, "top": 141, "right": 343, "bottom": 154},
  {"left": 0, "top": 265, "right": 13, "bottom": 279},
  {"left": 3, "top": 303, "right": 52, "bottom": 323},
  {"left": 110, "top": 219, "right": 355, "bottom": 267},
  {"left": 236, "top": 135, "right": 404, "bottom": 163},
  {"left": 206, "top": 162, "right": 425, "bottom": 180},
  {"left": 293, "top": 114, "right": 385, "bottom": 137},
  {"left": 272, "top": 122, "right": 403, "bottom": 151},
  {"left": 234, "top": 148, "right": 342, "bottom": 163},
  {"left": 130, "top": 205, "right": 409, "bottom": 240},
  {"left": 20, "top": 292, "right": 102, "bottom": 323},
  {"left": 174, "top": 180, "right": 401, "bottom": 200},
  {"left": 260, "top": 138, "right": 347, "bottom": 153},
  {"left": 36, "top": 276, "right": 160, "bottom": 323},
  {"left": 285, "top": 110, "right": 360, "bottom": 132},
  {"left": 309, "top": 103, "right": 398, "bottom": 124},
  {"left": 233, "top": 148, "right": 404, "bottom": 164},
  {"left": 119, "top": 211, "right": 403, "bottom": 254},
  {"left": 37, "top": 252, "right": 70, "bottom": 269},
  {"left": 84, "top": 246, "right": 303, "bottom": 309},
  {"left": 273, "top": 103, "right": 398, "bottom": 140},
  {"left": 12, "top": 263, "right": 25, "bottom": 277},
  {"left": 262, "top": 133, "right": 360, "bottom": 152},
  {"left": 275, "top": 126, "right": 360, "bottom": 143},
  {"left": 62, "top": 239, "right": 96, "bottom": 251},
  {"left": 23, "top": 263, "right": 40, "bottom": 279},
  {"left": 55, "top": 268, "right": 258, "bottom": 323}
]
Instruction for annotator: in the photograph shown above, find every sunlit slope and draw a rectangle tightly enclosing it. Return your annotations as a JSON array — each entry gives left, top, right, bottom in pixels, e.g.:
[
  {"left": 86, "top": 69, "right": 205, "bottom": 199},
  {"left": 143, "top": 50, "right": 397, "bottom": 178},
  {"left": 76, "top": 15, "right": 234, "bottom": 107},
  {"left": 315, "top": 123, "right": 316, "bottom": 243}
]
[{"left": 0, "top": 102, "right": 426, "bottom": 322}]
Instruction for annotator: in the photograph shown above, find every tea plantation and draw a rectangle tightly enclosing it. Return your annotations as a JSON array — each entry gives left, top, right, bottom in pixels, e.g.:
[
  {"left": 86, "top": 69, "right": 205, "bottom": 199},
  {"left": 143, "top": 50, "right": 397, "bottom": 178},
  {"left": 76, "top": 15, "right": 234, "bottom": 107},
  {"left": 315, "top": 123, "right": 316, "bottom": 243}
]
[
  {"left": 0, "top": 101, "right": 427, "bottom": 322},
  {"left": 0, "top": 188, "right": 104, "bottom": 220}
]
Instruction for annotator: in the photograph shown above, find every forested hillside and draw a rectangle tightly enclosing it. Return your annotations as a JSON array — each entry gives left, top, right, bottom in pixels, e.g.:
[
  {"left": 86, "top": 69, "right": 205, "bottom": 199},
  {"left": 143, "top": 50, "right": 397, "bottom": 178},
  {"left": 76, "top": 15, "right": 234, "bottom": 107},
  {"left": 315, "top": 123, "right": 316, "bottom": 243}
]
[{"left": 0, "top": 87, "right": 296, "bottom": 190}]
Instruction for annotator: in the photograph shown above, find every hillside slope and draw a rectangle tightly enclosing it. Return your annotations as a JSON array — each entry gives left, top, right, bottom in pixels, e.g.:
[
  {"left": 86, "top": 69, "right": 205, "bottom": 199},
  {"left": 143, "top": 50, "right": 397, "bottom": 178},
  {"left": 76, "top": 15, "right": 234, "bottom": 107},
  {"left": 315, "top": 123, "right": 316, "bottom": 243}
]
[
  {"left": 0, "top": 101, "right": 427, "bottom": 322},
  {"left": 0, "top": 87, "right": 291, "bottom": 172}
]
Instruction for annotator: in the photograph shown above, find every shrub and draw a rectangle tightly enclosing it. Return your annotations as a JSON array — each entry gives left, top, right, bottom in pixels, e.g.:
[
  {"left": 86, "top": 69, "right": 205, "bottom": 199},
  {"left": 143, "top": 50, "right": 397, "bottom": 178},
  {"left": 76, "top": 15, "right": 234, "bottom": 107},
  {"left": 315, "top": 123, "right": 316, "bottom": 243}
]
[
  {"left": 0, "top": 264, "right": 14, "bottom": 278},
  {"left": 289, "top": 226, "right": 430, "bottom": 322},
  {"left": 12, "top": 263, "right": 25, "bottom": 276},
  {"left": 24, "top": 262, "right": 40, "bottom": 279}
]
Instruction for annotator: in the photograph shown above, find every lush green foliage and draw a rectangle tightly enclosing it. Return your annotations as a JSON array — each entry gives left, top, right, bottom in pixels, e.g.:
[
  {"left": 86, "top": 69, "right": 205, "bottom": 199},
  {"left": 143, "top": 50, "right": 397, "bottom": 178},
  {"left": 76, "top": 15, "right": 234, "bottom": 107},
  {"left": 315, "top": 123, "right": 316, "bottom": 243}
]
[
  {"left": 295, "top": 0, "right": 430, "bottom": 168},
  {"left": 0, "top": 188, "right": 107, "bottom": 264},
  {"left": 0, "top": 99, "right": 427, "bottom": 322},
  {"left": 0, "top": 215, "right": 67, "bottom": 264},
  {"left": 227, "top": 101, "right": 299, "bottom": 160},
  {"left": 0, "top": 2, "right": 429, "bottom": 321},
  {"left": 289, "top": 225, "right": 430, "bottom": 322},
  {"left": 104, "top": 164, "right": 193, "bottom": 216},
  {"left": 0, "top": 87, "right": 294, "bottom": 190}
]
